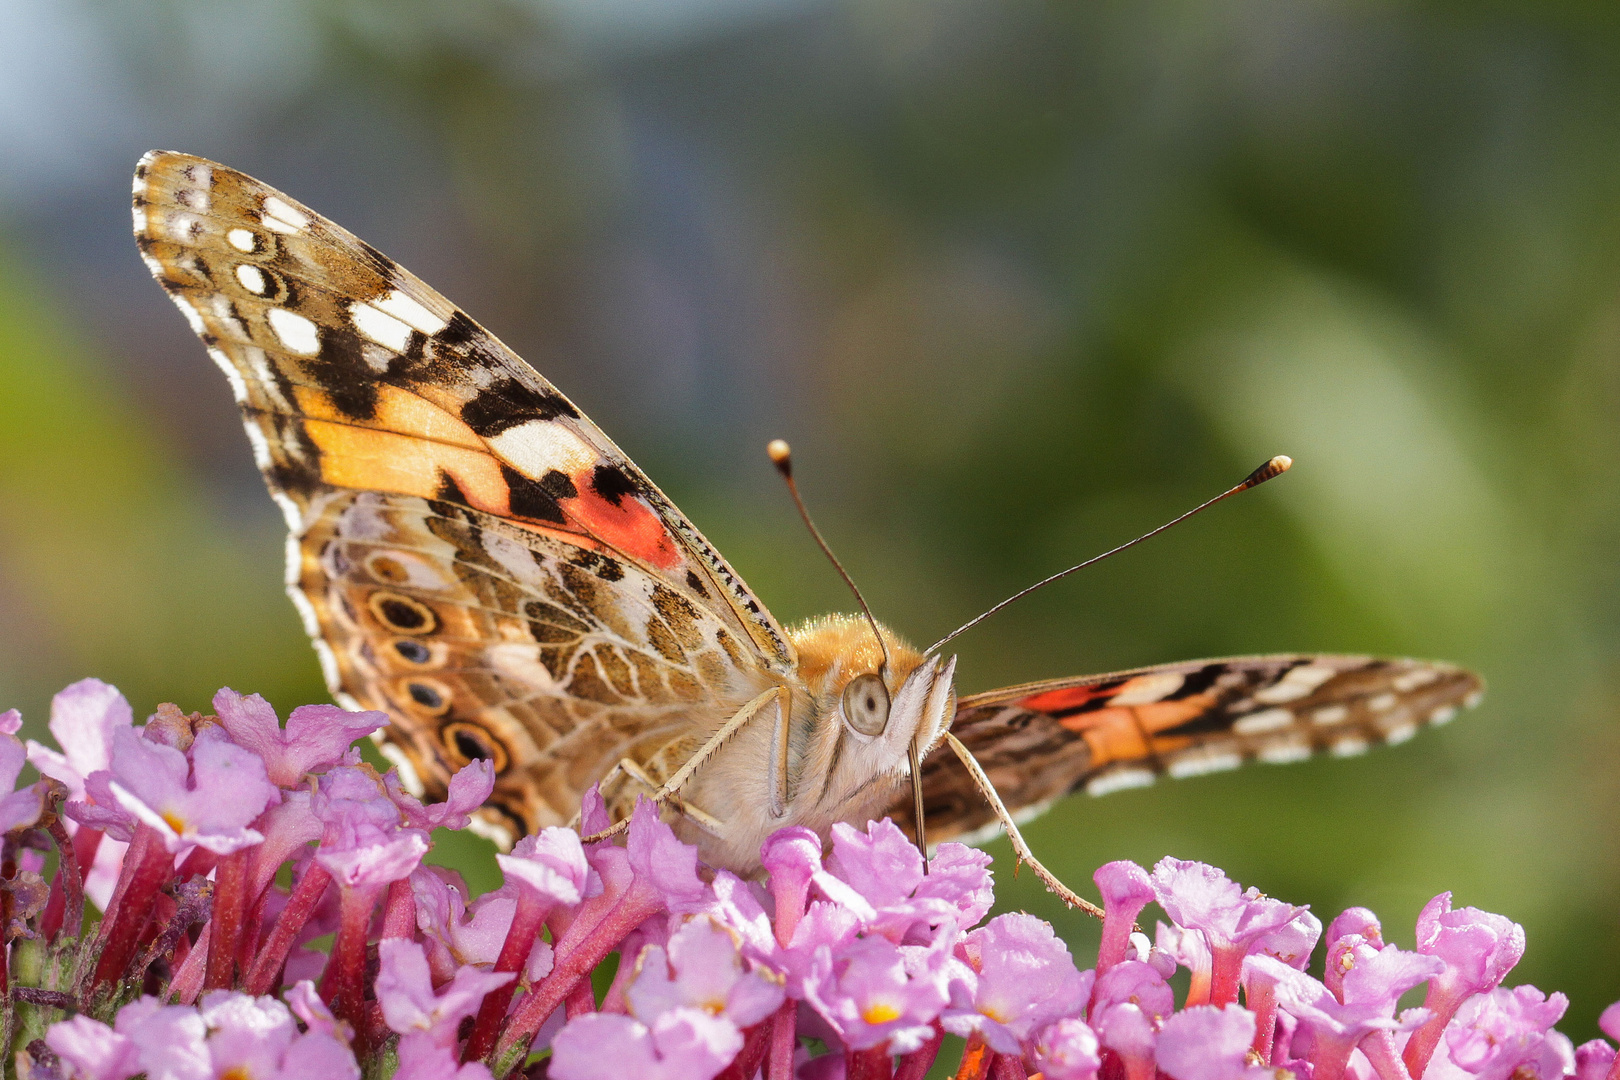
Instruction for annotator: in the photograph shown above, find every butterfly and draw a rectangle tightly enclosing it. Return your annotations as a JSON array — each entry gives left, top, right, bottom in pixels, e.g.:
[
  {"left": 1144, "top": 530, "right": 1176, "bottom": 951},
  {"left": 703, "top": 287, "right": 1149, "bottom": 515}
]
[{"left": 131, "top": 151, "right": 1483, "bottom": 883}]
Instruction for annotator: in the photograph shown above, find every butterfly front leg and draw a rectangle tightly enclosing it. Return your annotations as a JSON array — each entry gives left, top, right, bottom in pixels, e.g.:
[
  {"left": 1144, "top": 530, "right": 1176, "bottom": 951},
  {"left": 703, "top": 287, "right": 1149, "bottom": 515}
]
[
  {"left": 579, "top": 685, "right": 793, "bottom": 843},
  {"left": 582, "top": 757, "right": 727, "bottom": 837}
]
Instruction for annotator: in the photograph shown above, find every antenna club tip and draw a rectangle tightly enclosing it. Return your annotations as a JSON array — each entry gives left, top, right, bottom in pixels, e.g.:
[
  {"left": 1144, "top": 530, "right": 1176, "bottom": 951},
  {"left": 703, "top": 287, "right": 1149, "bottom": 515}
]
[
  {"left": 766, "top": 439, "right": 793, "bottom": 474},
  {"left": 1243, "top": 455, "right": 1293, "bottom": 488}
]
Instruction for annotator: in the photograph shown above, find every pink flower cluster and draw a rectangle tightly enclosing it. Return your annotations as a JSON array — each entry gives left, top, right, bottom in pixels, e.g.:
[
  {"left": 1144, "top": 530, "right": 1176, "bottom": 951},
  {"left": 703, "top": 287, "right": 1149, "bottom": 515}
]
[{"left": 0, "top": 679, "right": 1613, "bottom": 1080}]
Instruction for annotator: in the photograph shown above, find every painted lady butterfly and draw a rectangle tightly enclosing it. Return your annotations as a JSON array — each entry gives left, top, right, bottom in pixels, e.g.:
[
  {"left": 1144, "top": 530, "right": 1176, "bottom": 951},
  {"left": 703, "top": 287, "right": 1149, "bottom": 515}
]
[{"left": 132, "top": 151, "right": 1483, "bottom": 883}]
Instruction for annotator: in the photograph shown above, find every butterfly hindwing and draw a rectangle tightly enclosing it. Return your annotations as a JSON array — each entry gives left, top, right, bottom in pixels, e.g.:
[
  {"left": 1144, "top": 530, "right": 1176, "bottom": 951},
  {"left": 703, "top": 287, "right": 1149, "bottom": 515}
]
[
  {"left": 891, "top": 655, "right": 1483, "bottom": 845},
  {"left": 295, "top": 490, "right": 774, "bottom": 844}
]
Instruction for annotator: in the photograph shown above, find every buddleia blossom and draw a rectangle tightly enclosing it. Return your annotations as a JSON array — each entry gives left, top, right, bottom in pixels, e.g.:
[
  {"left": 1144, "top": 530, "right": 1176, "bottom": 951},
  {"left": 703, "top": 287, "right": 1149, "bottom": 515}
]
[{"left": 0, "top": 679, "right": 1615, "bottom": 1080}]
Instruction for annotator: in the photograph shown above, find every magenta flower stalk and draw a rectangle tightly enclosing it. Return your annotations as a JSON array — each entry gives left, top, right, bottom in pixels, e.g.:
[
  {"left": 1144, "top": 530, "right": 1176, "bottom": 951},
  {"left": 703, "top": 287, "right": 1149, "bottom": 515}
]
[{"left": 2, "top": 679, "right": 1618, "bottom": 1080}]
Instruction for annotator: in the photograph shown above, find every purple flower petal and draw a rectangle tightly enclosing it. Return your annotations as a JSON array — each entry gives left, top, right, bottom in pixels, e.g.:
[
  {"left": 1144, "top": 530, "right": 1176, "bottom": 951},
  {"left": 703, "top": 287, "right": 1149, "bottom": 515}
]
[
  {"left": 389, "top": 759, "right": 496, "bottom": 832},
  {"left": 1032, "top": 1018, "right": 1102, "bottom": 1080},
  {"left": 549, "top": 1008, "right": 744, "bottom": 1080},
  {"left": 214, "top": 689, "right": 386, "bottom": 789},
  {"left": 627, "top": 916, "right": 785, "bottom": 1029},
  {"left": 626, "top": 797, "right": 708, "bottom": 914},
  {"left": 27, "top": 679, "right": 133, "bottom": 798},
  {"left": 1157, "top": 1005, "right": 1262, "bottom": 1080},
  {"left": 943, "top": 912, "right": 1091, "bottom": 1054},
  {"left": 497, "top": 826, "right": 589, "bottom": 907},
  {"left": 376, "top": 939, "right": 514, "bottom": 1046},
  {"left": 44, "top": 1015, "right": 138, "bottom": 1080}
]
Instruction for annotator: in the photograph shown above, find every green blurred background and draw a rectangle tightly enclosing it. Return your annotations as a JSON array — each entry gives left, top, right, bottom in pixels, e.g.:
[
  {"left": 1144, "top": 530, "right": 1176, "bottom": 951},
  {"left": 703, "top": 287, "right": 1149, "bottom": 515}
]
[{"left": 2, "top": 0, "right": 1617, "bottom": 1040}]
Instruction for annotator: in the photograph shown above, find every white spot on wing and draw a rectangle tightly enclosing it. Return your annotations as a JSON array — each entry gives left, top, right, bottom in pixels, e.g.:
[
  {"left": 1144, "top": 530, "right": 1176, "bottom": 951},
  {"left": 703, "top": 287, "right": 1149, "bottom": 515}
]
[
  {"left": 1367, "top": 693, "right": 1398, "bottom": 713},
  {"left": 1428, "top": 705, "right": 1458, "bottom": 725},
  {"left": 487, "top": 419, "right": 596, "bottom": 478},
  {"left": 375, "top": 290, "right": 449, "bottom": 335},
  {"left": 350, "top": 301, "right": 412, "bottom": 352},
  {"left": 1311, "top": 705, "right": 1349, "bottom": 726},
  {"left": 262, "top": 195, "right": 310, "bottom": 234},
  {"left": 1257, "top": 737, "right": 1313, "bottom": 764},
  {"left": 1393, "top": 668, "right": 1440, "bottom": 692},
  {"left": 1086, "top": 768, "right": 1157, "bottom": 796},
  {"left": 1330, "top": 737, "right": 1369, "bottom": 757},
  {"left": 227, "top": 228, "right": 256, "bottom": 252},
  {"left": 1462, "top": 688, "right": 1484, "bottom": 709},
  {"left": 267, "top": 307, "right": 320, "bottom": 355},
  {"left": 236, "top": 264, "right": 267, "bottom": 294},
  {"left": 1254, "top": 664, "right": 1338, "bottom": 704},
  {"left": 166, "top": 212, "right": 202, "bottom": 242},
  {"left": 1233, "top": 707, "right": 1295, "bottom": 735},
  {"left": 487, "top": 642, "right": 561, "bottom": 692},
  {"left": 1110, "top": 671, "right": 1185, "bottom": 706},
  {"left": 1381, "top": 722, "right": 1417, "bottom": 745},
  {"left": 1166, "top": 748, "right": 1243, "bottom": 778}
]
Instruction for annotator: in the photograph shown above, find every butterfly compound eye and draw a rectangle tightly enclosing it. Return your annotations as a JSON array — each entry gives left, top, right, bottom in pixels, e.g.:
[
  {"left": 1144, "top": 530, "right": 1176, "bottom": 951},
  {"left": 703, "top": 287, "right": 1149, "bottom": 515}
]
[{"left": 840, "top": 672, "right": 891, "bottom": 737}]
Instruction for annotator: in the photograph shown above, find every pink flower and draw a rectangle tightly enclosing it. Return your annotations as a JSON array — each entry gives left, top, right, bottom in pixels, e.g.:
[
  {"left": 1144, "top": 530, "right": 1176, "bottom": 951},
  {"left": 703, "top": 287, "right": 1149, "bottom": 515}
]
[
  {"left": 801, "top": 930, "right": 960, "bottom": 1052},
  {"left": 1092, "top": 960, "right": 1175, "bottom": 1021},
  {"left": 1151, "top": 858, "right": 1307, "bottom": 1007},
  {"left": 1031, "top": 1017, "right": 1102, "bottom": 1080},
  {"left": 388, "top": 759, "right": 495, "bottom": 832},
  {"left": 26, "top": 679, "right": 132, "bottom": 798},
  {"left": 394, "top": 1033, "right": 495, "bottom": 1080},
  {"left": 375, "top": 938, "right": 513, "bottom": 1046},
  {"left": 627, "top": 916, "right": 785, "bottom": 1029},
  {"left": 824, "top": 819, "right": 992, "bottom": 940},
  {"left": 0, "top": 712, "right": 50, "bottom": 834},
  {"left": 1249, "top": 939, "right": 1443, "bottom": 1080},
  {"left": 496, "top": 826, "right": 590, "bottom": 908},
  {"left": 89, "top": 726, "right": 277, "bottom": 854},
  {"left": 1095, "top": 861, "right": 1156, "bottom": 974},
  {"left": 943, "top": 912, "right": 1092, "bottom": 1053},
  {"left": 311, "top": 767, "right": 428, "bottom": 888},
  {"left": 1157, "top": 1005, "right": 1275, "bottom": 1080},
  {"left": 549, "top": 1009, "right": 744, "bottom": 1080},
  {"left": 44, "top": 1015, "right": 138, "bottom": 1080},
  {"left": 61, "top": 991, "right": 362, "bottom": 1080},
  {"left": 1403, "top": 894, "right": 1527, "bottom": 1077},
  {"left": 212, "top": 689, "right": 386, "bottom": 788},
  {"left": 1439, "top": 985, "right": 1570, "bottom": 1080}
]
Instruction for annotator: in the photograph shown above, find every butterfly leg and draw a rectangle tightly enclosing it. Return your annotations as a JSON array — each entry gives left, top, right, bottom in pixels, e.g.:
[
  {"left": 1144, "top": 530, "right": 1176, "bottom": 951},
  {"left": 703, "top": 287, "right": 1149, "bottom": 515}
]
[
  {"left": 587, "top": 757, "right": 727, "bottom": 836},
  {"left": 941, "top": 731, "right": 1105, "bottom": 921},
  {"left": 580, "top": 685, "right": 791, "bottom": 843}
]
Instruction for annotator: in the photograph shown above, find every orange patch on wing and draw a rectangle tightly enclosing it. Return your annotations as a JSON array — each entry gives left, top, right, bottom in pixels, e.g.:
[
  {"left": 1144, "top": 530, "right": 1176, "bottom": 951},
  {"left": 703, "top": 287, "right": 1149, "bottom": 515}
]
[
  {"left": 294, "top": 385, "right": 483, "bottom": 449},
  {"left": 1021, "top": 684, "right": 1116, "bottom": 714},
  {"left": 302, "top": 420, "right": 511, "bottom": 515},
  {"left": 1054, "top": 694, "right": 1220, "bottom": 768},
  {"left": 561, "top": 477, "right": 681, "bottom": 570}
]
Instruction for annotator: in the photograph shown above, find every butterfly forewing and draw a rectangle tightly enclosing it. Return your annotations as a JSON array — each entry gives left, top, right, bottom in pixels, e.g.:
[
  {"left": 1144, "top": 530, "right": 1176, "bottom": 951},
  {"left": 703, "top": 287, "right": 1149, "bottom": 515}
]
[
  {"left": 133, "top": 151, "right": 791, "bottom": 841},
  {"left": 889, "top": 655, "right": 1482, "bottom": 846}
]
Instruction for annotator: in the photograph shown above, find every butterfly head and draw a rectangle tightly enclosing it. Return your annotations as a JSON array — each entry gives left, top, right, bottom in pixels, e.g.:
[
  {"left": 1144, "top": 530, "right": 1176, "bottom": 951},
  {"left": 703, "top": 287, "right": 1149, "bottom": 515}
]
[{"left": 788, "top": 615, "right": 956, "bottom": 816}]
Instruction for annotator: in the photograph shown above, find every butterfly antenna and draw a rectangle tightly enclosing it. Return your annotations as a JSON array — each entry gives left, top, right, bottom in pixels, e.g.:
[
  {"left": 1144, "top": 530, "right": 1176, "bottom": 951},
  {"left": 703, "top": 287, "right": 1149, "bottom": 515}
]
[
  {"left": 928, "top": 456, "right": 1293, "bottom": 655},
  {"left": 767, "top": 440, "right": 893, "bottom": 676},
  {"left": 769, "top": 439, "right": 930, "bottom": 868}
]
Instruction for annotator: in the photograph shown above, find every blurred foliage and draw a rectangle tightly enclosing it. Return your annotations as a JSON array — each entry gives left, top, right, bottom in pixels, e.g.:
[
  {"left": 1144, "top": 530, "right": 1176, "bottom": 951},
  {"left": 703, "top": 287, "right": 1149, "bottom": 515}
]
[{"left": 1, "top": 0, "right": 1618, "bottom": 1039}]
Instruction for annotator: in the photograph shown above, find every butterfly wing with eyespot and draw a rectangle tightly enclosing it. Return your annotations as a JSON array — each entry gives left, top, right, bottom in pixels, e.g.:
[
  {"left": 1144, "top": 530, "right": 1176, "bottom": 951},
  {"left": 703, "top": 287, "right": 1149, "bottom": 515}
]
[{"left": 132, "top": 151, "right": 790, "bottom": 843}]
